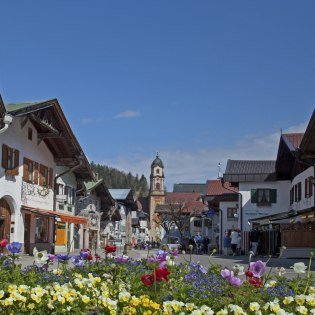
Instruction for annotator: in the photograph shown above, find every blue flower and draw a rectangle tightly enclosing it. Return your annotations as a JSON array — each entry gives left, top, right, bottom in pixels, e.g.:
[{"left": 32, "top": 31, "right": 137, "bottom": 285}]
[{"left": 6, "top": 242, "right": 23, "bottom": 254}]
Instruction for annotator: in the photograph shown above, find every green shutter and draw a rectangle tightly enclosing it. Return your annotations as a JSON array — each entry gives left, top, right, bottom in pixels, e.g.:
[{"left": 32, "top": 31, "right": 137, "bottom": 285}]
[
  {"left": 251, "top": 189, "right": 258, "bottom": 203},
  {"left": 270, "top": 189, "right": 277, "bottom": 203}
]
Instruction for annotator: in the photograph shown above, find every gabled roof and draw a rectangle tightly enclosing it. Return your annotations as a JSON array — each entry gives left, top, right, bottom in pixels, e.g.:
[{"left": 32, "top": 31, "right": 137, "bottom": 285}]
[
  {"left": 300, "top": 109, "right": 315, "bottom": 161},
  {"left": 223, "top": 159, "right": 276, "bottom": 183},
  {"left": 173, "top": 183, "right": 206, "bottom": 194},
  {"left": 206, "top": 179, "right": 238, "bottom": 196},
  {"left": 282, "top": 133, "right": 304, "bottom": 151},
  {"left": 0, "top": 94, "right": 6, "bottom": 120},
  {"left": 166, "top": 192, "right": 201, "bottom": 203},
  {"left": 108, "top": 189, "right": 134, "bottom": 201},
  {"left": 4, "top": 98, "right": 94, "bottom": 180},
  {"left": 84, "top": 179, "right": 115, "bottom": 210},
  {"left": 275, "top": 133, "right": 304, "bottom": 180}
]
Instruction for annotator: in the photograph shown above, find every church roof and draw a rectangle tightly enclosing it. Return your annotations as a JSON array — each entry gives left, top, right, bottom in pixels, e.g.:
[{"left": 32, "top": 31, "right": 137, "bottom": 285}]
[{"left": 151, "top": 154, "right": 164, "bottom": 168}]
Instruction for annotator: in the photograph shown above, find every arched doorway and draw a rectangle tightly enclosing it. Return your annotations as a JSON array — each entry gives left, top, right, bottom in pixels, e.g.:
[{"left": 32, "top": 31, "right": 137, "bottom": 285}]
[{"left": 0, "top": 198, "right": 11, "bottom": 241}]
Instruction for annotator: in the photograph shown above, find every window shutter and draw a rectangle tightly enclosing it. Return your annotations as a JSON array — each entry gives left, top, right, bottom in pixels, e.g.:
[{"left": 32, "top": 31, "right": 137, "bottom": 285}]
[
  {"left": 23, "top": 158, "right": 29, "bottom": 181},
  {"left": 270, "top": 189, "right": 277, "bottom": 203},
  {"left": 251, "top": 189, "right": 258, "bottom": 203},
  {"left": 2, "top": 144, "right": 8, "bottom": 169},
  {"left": 34, "top": 162, "right": 39, "bottom": 185},
  {"left": 310, "top": 177, "right": 313, "bottom": 197},
  {"left": 12, "top": 149, "right": 19, "bottom": 175},
  {"left": 39, "top": 164, "right": 44, "bottom": 186},
  {"left": 48, "top": 168, "right": 53, "bottom": 188}
]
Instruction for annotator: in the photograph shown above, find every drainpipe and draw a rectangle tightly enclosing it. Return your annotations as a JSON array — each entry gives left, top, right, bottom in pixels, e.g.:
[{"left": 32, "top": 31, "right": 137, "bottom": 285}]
[
  {"left": 0, "top": 114, "right": 13, "bottom": 134},
  {"left": 52, "top": 159, "right": 83, "bottom": 253}
]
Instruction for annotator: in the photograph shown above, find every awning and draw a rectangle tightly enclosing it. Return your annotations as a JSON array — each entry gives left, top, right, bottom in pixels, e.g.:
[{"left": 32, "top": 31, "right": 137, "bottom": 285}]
[{"left": 21, "top": 206, "right": 87, "bottom": 225}]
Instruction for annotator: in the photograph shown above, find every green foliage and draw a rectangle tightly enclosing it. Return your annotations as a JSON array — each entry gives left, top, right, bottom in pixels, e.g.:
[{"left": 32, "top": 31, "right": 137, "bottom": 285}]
[{"left": 90, "top": 162, "right": 149, "bottom": 197}]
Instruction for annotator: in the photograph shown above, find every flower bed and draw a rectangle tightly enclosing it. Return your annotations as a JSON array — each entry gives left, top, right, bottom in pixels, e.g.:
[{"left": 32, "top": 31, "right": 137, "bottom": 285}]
[{"left": 0, "top": 241, "right": 314, "bottom": 314}]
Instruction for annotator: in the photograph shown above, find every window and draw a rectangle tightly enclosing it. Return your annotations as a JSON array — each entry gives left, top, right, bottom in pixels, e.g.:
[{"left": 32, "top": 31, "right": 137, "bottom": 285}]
[
  {"left": 227, "top": 208, "right": 238, "bottom": 220},
  {"left": 35, "top": 216, "right": 49, "bottom": 242},
  {"left": 156, "top": 169, "right": 160, "bottom": 174},
  {"left": 39, "top": 164, "right": 53, "bottom": 187},
  {"left": 194, "top": 220, "right": 202, "bottom": 227},
  {"left": 305, "top": 177, "right": 313, "bottom": 198},
  {"left": 155, "top": 182, "right": 160, "bottom": 190},
  {"left": 290, "top": 187, "right": 294, "bottom": 205},
  {"left": 23, "top": 158, "right": 36, "bottom": 183},
  {"left": 251, "top": 189, "right": 277, "bottom": 205},
  {"left": 2, "top": 144, "right": 19, "bottom": 176},
  {"left": 28, "top": 128, "right": 33, "bottom": 141},
  {"left": 65, "top": 186, "right": 75, "bottom": 205}
]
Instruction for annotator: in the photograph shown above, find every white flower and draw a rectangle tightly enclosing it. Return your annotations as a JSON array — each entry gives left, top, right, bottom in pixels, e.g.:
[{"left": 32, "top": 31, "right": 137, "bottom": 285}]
[
  {"left": 233, "top": 264, "right": 245, "bottom": 275},
  {"left": 33, "top": 247, "right": 49, "bottom": 265},
  {"left": 291, "top": 262, "right": 307, "bottom": 274},
  {"left": 276, "top": 267, "right": 286, "bottom": 276}
]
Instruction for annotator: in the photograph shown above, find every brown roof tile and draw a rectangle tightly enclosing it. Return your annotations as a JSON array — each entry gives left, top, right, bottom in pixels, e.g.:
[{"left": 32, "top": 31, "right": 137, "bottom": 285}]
[{"left": 206, "top": 179, "right": 238, "bottom": 196}]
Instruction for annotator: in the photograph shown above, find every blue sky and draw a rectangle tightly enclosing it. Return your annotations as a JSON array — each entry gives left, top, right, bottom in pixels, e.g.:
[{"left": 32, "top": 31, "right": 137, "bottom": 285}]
[{"left": 1, "top": 1, "right": 315, "bottom": 190}]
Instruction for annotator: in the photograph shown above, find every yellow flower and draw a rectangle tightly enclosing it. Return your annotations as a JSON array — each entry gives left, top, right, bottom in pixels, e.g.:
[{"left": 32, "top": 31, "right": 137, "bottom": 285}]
[
  {"left": 8, "top": 285, "right": 17, "bottom": 294},
  {"left": 27, "top": 303, "right": 35, "bottom": 310},
  {"left": 283, "top": 296, "right": 294, "bottom": 305},
  {"left": 296, "top": 295, "right": 306, "bottom": 305},
  {"left": 130, "top": 297, "right": 140, "bottom": 307},
  {"left": 4, "top": 297, "right": 14, "bottom": 306},
  {"left": 296, "top": 305, "right": 308, "bottom": 314},
  {"left": 82, "top": 295, "right": 90, "bottom": 304},
  {"left": 150, "top": 301, "right": 160, "bottom": 310},
  {"left": 143, "top": 311, "right": 152, "bottom": 315},
  {"left": 249, "top": 302, "right": 260, "bottom": 311}
]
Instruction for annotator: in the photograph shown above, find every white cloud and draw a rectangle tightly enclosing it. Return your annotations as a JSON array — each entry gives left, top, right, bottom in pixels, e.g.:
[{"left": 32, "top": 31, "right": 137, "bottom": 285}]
[
  {"left": 115, "top": 110, "right": 140, "bottom": 119},
  {"left": 95, "top": 122, "right": 307, "bottom": 192}
]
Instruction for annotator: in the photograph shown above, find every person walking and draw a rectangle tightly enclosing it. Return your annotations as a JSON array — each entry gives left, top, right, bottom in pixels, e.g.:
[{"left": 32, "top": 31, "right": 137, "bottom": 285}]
[
  {"left": 223, "top": 231, "right": 231, "bottom": 256},
  {"left": 230, "top": 228, "right": 239, "bottom": 256},
  {"left": 236, "top": 231, "right": 242, "bottom": 255},
  {"left": 194, "top": 233, "right": 202, "bottom": 254},
  {"left": 202, "top": 236, "right": 210, "bottom": 254}
]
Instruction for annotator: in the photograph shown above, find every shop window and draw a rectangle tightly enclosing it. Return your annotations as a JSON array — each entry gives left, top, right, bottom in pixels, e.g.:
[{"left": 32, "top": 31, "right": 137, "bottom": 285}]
[
  {"left": 227, "top": 208, "right": 238, "bottom": 221},
  {"left": 194, "top": 220, "right": 202, "bottom": 227},
  {"left": 2, "top": 144, "right": 19, "bottom": 176},
  {"left": 35, "top": 216, "right": 49, "bottom": 242},
  {"left": 251, "top": 189, "right": 277, "bottom": 205}
]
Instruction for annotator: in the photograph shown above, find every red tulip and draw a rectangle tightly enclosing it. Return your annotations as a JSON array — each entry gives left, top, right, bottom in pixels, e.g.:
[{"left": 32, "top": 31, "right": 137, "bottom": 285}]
[
  {"left": 0, "top": 239, "right": 9, "bottom": 248},
  {"left": 154, "top": 267, "right": 171, "bottom": 282},
  {"left": 141, "top": 274, "right": 154, "bottom": 286}
]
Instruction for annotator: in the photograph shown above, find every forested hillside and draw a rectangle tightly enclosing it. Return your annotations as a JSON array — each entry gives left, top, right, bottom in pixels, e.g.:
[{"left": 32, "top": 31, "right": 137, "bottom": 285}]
[{"left": 90, "top": 162, "right": 149, "bottom": 197}]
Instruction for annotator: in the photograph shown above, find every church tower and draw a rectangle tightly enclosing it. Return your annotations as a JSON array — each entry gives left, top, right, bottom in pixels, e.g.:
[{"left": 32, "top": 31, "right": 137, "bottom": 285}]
[{"left": 149, "top": 153, "right": 165, "bottom": 241}]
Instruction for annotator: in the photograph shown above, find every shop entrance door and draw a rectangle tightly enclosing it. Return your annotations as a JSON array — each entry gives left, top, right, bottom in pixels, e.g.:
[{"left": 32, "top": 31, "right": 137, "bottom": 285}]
[{"left": 0, "top": 198, "right": 11, "bottom": 241}]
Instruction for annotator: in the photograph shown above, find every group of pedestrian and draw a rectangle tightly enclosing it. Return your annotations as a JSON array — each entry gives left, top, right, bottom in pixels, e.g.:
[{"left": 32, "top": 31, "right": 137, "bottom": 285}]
[
  {"left": 188, "top": 233, "right": 211, "bottom": 254},
  {"left": 223, "top": 228, "right": 242, "bottom": 256}
]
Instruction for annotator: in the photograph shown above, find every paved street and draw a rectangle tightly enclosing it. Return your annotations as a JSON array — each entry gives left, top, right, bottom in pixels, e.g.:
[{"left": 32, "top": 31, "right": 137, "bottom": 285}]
[{"left": 14, "top": 248, "right": 315, "bottom": 278}]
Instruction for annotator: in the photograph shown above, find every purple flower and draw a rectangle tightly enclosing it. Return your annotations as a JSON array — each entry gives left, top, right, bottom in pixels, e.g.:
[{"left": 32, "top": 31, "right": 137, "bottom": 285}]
[
  {"left": 48, "top": 254, "right": 56, "bottom": 262},
  {"left": 72, "top": 255, "right": 84, "bottom": 267},
  {"left": 229, "top": 276, "right": 243, "bottom": 287},
  {"left": 115, "top": 255, "right": 129, "bottom": 263},
  {"left": 249, "top": 260, "right": 266, "bottom": 278},
  {"left": 80, "top": 251, "right": 90, "bottom": 259},
  {"left": 221, "top": 268, "right": 233, "bottom": 279},
  {"left": 57, "top": 254, "right": 71, "bottom": 261},
  {"left": 6, "top": 242, "right": 23, "bottom": 254},
  {"left": 155, "top": 250, "right": 167, "bottom": 261}
]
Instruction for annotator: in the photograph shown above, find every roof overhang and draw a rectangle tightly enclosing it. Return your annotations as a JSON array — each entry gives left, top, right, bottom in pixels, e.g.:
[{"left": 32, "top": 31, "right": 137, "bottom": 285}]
[
  {"left": 5, "top": 99, "right": 94, "bottom": 181},
  {"left": 21, "top": 205, "right": 87, "bottom": 224}
]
